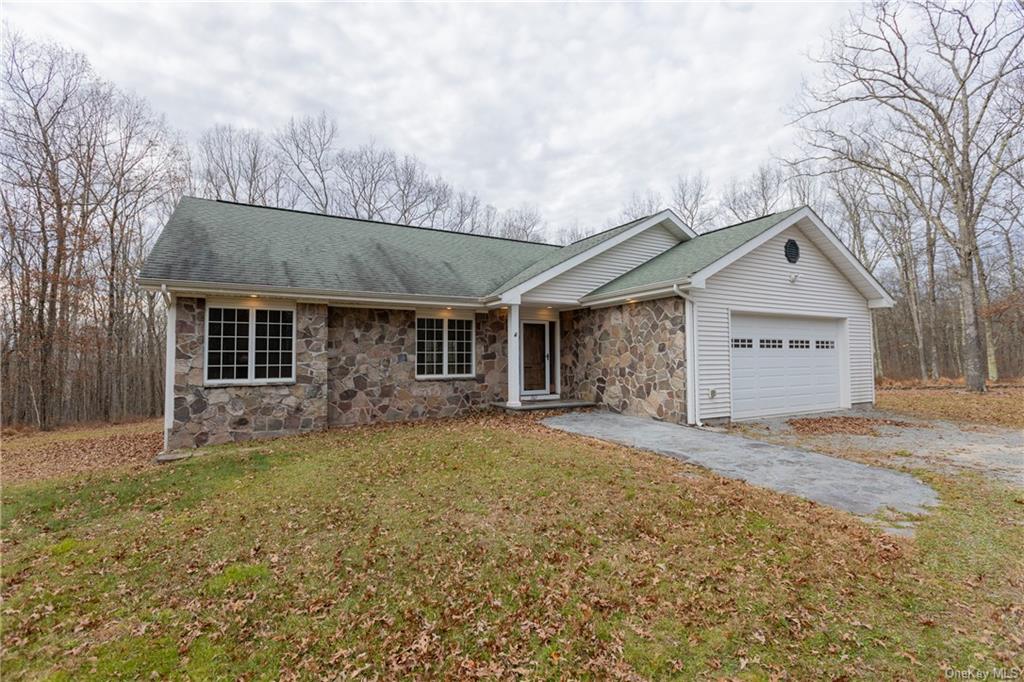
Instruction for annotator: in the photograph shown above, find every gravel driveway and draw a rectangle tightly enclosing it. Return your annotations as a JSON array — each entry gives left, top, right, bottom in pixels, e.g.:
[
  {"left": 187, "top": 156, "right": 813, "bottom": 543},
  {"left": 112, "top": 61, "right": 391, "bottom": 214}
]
[
  {"left": 740, "top": 406, "right": 1023, "bottom": 488},
  {"left": 543, "top": 412, "right": 939, "bottom": 526}
]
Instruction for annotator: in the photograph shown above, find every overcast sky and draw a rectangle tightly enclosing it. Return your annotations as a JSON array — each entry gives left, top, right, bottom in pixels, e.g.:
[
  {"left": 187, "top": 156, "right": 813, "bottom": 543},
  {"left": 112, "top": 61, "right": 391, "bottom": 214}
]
[{"left": 5, "top": 2, "right": 852, "bottom": 232}]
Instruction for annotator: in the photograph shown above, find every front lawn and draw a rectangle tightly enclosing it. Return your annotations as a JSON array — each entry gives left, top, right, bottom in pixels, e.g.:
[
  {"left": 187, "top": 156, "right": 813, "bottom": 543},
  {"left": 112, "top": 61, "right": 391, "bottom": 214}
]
[{"left": 2, "top": 416, "right": 1021, "bottom": 678}]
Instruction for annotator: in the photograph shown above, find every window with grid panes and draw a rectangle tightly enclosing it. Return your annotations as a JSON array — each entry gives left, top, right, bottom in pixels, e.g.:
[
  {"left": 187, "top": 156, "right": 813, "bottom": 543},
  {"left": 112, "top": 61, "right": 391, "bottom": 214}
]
[
  {"left": 206, "top": 307, "right": 250, "bottom": 381},
  {"left": 255, "top": 309, "right": 294, "bottom": 380},
  {"left": 416, "top": 318, "right": 444, "bottom": 376},
  {"left": 416, "top": 317, "right": 474, "bottom": 378},
  {"left": 447, "top": 318, "right": 473, "bottom": 375},
  {"left": 206, "top": 306, "right": 294, "bottom": 384}
]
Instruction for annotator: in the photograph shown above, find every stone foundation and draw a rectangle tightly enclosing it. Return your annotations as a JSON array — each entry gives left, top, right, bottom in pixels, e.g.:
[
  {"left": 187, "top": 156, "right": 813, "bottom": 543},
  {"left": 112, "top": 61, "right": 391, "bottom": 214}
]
[
  {"left": 327, "top": 307, "right": 507, "bottom": 426},
  {"left": 560, "top": 297, "right": 686, "bottom": 423}
]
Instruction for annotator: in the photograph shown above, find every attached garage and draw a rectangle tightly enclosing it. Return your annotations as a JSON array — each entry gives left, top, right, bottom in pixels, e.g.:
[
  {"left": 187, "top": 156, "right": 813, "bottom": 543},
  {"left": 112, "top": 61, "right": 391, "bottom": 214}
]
[
  {"left": 729, "top": 313, "right": 842, "bottom": 419},
  {"left": 579, "top": 206, "right": 894, "bottom": 425}
]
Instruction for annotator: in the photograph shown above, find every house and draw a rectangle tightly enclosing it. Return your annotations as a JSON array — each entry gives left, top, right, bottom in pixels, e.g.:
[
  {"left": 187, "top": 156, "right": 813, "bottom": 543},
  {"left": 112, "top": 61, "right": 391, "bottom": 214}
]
[{"left": 139, "top": 197, "right": 893, "bottom": 450}]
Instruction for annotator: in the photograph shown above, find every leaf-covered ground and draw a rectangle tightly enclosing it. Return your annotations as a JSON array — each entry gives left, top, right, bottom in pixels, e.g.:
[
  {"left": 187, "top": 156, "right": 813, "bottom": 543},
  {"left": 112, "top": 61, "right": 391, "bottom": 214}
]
[
  {"left": 2, "top": 415, "right": 1022, "bottom": 679},
  {"left": 877, "top": 386, "right": 1024, "bottom": 429},
  {"left": 2, "top": 419, "right": 162, "bottom": 484},
  {"left": 785, "top": 415, "right": 924, "bottom": 436}
]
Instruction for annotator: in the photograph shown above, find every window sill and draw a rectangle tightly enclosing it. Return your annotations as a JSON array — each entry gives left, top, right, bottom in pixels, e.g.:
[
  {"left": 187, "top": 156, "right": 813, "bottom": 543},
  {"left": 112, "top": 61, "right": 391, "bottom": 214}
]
[
  {"left": 414, "top": 375, "right": 476, "bottom": 382},
  {"left": 203, "top": 380, "right": 297, "bottom": 388}
]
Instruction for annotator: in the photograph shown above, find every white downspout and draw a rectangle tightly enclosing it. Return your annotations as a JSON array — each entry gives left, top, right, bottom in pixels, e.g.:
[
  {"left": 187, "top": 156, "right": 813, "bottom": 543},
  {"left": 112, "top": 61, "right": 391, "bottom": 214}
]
[
  {"left": 162, "top": 285, "right": 176, "bottom": 451},
  {"left": 673, "top": 283, "right": 701, "bottom": 426}
]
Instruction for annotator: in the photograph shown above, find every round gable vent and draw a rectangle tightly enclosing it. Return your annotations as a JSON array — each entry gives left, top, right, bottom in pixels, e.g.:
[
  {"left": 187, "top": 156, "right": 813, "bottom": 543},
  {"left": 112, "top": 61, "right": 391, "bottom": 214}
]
[{"left": 785, "top": 239, "right": 800, "bottom": 263}]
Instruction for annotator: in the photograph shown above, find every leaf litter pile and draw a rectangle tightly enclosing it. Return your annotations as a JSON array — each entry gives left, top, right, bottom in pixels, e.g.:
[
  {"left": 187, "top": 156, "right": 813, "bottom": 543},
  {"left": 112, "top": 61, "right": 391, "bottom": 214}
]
[
  {"left": 2, "top": 420, "right": 162, "bottom": 484},
  {"left": 2, "top": 414, "right": 1021, "bottom": 678},
  {"left": 786, "top": 415, "right": 926, "bottom": 437}
]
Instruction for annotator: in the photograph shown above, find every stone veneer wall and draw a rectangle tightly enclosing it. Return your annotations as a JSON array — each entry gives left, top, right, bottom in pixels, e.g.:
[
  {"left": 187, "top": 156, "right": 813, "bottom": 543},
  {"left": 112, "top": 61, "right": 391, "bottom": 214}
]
[
  {"left": 560, "top": 297, "right": 686, "bottom": 423},
  {"left": 169, "top": 297, "right": 329, "bottom": 450},
  {"left": 169, "top": 300, "right": 509, "bottom": 449},
  {"left": 327, "top": 307, "right": 507, "bottom": 426}
]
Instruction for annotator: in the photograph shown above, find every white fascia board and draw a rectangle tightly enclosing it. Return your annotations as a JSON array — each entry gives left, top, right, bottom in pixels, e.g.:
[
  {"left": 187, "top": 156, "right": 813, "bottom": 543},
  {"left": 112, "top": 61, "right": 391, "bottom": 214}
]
[
  {"left": 586, "top": 287, "right": 680, "bottom": 309},
  {"left": 660, "top": 208, "right": 699, "bottom": 239},
  {"left": 498, "top": 210, "right": 694, "bottom": 305},
  {"left": 687, "top": 207, "right": 895, "bottom": 306},
  {"left": 138, "top": 278, "right": 483, "bottom": 309},
  {"left": 580, "top": 278, "right": 693, "bottom": 308}
]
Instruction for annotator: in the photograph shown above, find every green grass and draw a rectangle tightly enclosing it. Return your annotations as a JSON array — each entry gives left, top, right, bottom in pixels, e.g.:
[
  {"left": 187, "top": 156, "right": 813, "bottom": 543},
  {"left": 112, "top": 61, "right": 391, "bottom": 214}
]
[{"left": 2, "top": 417, "right": 1021, "bottom": 678}]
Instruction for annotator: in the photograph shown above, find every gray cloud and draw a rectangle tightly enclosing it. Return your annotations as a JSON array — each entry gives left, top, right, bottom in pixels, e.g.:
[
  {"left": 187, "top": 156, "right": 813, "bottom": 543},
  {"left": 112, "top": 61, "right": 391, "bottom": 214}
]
[{"left": 5, "top": 2, "right": 851, "bottom": 233}]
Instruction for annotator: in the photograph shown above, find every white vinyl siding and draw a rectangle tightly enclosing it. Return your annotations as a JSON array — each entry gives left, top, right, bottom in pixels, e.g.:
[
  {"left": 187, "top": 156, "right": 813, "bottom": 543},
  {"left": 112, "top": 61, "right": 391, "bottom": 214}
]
[
  {"left": 523, "top": 225, "right": 679, "bottom": 304},
  {"left": 689, "top": 225, "right": 875, "bottom": 420}
]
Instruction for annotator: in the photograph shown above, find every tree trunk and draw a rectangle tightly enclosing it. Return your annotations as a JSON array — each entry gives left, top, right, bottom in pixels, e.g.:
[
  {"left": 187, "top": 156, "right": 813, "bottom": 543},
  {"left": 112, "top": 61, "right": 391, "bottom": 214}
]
[
  {"left": 925, "top": 224, "right": 941, "bottom": 380},
  {"left": 905, "top": 268, "right": 928, "bottom": 382},
  {"left": 957, "top": 251, "right": 986, "bottom": 392},
  {"left": 973, "top": 249, "right": 999, "bottom": 382},
  {"left": 872, "top": 311, "right": 884, "bottom": 380}
]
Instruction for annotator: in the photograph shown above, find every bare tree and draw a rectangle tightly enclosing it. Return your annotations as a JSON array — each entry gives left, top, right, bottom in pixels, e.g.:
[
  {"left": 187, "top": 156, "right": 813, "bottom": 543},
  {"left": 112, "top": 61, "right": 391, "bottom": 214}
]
[
  {"left": 829, "top": 169, "right": 884, "bottom": 272},
  {"left": 619, "top": 189, "right": 663, "bottom": 221},
  {"left": 337, "top": 142, "right": 395, "bottom": 220},
  {"left": 872, "top": 180, "right": 931, "bottom": 380},
  {"left": 554, "top": 220, "right": 594, "bottom": 245},
  {"left": 494, "top": 204, "right": 545, "bottom": 241},
  {"left": 274, "top": 112, "right": 339, "bottom": 213},
  {"left": 795, "top": 0, "right": 1024, "bottom": 391},
  {"left": 195, "top": 124, "right": 289, "bottom": 206},
  {"left": 669, "top": 171, "right": 717, "bottom": 232},
  {"left": 720, "top": 164, "right": 786, "bottom": 221},
  {"left": 1, "top": 30, "right": 182, "bottom": 428},
  {"left": 388, "top": 153, "right": 451, "bottom": 227}
]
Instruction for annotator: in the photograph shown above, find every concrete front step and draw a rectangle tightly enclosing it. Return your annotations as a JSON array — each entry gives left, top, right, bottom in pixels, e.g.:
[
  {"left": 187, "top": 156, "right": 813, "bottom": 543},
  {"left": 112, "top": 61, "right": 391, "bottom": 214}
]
[{"left": 491, "top": 400, "right": 596, "bottom": 412}]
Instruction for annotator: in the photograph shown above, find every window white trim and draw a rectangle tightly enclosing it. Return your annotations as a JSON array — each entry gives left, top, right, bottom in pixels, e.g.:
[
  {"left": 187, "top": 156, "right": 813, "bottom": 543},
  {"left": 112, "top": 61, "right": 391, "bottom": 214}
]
[
  {"left": 414, "top": 316, "right": 476, "bottom": 380},
  {"left": 203, "top": 303, "right": 297, "bottom": 387}
]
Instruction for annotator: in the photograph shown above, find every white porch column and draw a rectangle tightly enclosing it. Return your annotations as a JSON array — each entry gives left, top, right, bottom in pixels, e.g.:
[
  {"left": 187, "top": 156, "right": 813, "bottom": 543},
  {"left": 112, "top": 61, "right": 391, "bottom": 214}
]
[
  {"left": 163, "top": 293, "right": 177, "bottom": 451},
  {"left": 506, "top": 303, "right": 522, "bottom": 407}
]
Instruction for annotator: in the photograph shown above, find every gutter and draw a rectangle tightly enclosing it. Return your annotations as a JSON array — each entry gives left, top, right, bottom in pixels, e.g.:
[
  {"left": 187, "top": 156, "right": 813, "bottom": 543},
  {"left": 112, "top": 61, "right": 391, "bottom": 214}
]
[
  {"left": 672, "top": 283, "right": 701, "bottom": 427},
  {"left": 579, "top": 277, "right": 692, "bottom": 308},
  {"left": 138, "top": 278, "right": 485, "bottom": 309}
]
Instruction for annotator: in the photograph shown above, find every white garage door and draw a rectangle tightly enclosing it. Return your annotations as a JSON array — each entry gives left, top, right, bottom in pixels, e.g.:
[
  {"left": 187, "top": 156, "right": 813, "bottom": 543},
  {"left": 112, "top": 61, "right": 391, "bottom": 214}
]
[{"left": 730, "top": 314, "right": 841, "bottom": 419}]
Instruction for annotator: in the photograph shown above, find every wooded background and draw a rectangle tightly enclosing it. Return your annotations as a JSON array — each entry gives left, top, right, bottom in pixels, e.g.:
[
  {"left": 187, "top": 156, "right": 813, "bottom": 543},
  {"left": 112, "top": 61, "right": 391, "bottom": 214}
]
[{"left": 2, "top": 1, "right": 1022, "bottom": 429}]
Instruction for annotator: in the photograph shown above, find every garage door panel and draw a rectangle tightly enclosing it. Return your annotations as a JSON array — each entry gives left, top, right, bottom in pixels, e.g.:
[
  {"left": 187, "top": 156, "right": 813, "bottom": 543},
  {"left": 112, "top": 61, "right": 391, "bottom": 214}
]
[{"left": 730, "top": 313, "right": 841, "bottom": 419}]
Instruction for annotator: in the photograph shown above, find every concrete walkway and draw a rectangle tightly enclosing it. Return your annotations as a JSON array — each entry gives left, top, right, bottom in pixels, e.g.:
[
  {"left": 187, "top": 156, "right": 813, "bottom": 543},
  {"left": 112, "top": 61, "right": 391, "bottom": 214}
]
[{"left": 543, "top": 412, "right": 939, "bottom": 519}]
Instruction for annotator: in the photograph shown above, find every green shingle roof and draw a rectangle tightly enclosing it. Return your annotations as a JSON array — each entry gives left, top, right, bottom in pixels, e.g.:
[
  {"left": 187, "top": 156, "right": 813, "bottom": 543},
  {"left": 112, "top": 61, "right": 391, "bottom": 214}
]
[
  {"left": 486, "top": 215, "right": 651, "bottom": 296},
  {"left": 585, "top": 207, "right": 805, "bottom": 299},
  {"left": 139, "top": 197, "right": 559, "bottom": 298}
]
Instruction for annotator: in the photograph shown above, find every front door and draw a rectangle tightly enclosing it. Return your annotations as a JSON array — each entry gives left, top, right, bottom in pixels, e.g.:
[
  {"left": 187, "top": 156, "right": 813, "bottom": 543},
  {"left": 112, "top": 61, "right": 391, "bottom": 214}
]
[{"left": 521, "top": 322, "right": 548, "bottom": 394}]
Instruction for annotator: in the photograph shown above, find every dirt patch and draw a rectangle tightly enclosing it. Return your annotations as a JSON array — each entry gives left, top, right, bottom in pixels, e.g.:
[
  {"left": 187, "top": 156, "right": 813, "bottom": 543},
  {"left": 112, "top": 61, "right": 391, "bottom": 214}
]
[
  {"left": 2, "top": 427, "right": 162, "bottom": 485},
  {"left": 786, "top": 415, "right": 924, "bottom": 436}
]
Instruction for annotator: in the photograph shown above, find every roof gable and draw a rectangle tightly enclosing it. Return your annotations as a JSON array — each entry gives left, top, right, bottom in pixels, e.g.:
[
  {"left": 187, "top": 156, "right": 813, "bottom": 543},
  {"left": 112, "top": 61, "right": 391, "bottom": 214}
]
[
  {"left": 583, "top": 207, "right": 893, "bottom": 307},
  {"left": 490, "top": 209, "right": 695, "bottom": 301},
  {"left": 584, "top": 208, "right": 804, "bottom": 299}
]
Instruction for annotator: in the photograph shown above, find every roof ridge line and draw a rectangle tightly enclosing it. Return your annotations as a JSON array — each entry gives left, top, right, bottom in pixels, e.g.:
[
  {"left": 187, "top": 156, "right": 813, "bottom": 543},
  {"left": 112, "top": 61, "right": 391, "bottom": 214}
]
[
  {"left": 565, "top": 213, "right": 653, "bottom": 246},
  {"left": 695, "top": 206, "right": 804, "bottom": 236},
  {"left": 192, "top": 196, "right": 561, "bottom": 248}
]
